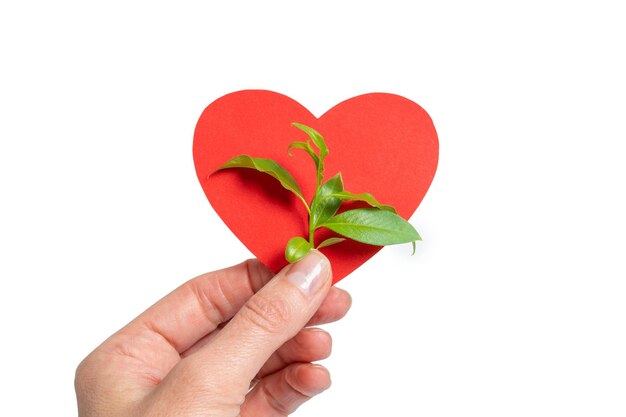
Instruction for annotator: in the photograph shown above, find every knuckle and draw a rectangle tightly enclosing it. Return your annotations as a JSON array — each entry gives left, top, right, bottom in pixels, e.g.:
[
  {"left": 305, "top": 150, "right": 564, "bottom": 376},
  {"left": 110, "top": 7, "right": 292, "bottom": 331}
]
[
  {"left": 186, "top": 276, "right": 227, "bottom": 324},
  {"left": 240, "top": 293, "right": 292, "bottom": 334},
  {"left": 262, "top": 381, "right": 294, "bottom": 415},
  {"left": 74, "top": 353, "right": 102, "bottom": 395},
  {"left": 74, "top": 358, "right": 90, "bottom": 390}
]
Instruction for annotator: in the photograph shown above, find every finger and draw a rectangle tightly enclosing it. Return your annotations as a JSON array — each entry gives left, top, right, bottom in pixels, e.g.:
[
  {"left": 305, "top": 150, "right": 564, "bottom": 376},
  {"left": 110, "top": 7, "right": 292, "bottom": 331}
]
[
  {"left": 307, "top": 286, "right": 352, "bottom": 326},
  {"left": 116, "top": 259, "right": 274, "bottom": 354},
  {"left": 188, "top": 250, "right": 332, "bottom": 387},
  {"left": 179, "top": 287, "right": 349, "bottom": 358},
  {"left": 255, "top": 328, "right": 332, "bottom": 381},
  {"left": 242, "top": 363, "right": 331, "bottom": 417}
]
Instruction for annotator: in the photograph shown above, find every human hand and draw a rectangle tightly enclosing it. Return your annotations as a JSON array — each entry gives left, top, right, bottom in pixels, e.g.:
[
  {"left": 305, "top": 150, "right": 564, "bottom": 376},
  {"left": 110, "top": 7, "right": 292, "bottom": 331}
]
[{"left": 75, "top": 250, "right": 351, "bottom": 416}]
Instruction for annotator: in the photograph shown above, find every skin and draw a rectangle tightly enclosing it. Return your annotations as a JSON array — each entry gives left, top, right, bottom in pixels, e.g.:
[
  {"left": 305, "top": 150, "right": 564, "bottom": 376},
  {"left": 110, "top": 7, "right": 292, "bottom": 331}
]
[{"left": 75, "top": 252, "right": 351, "bottom": 416}]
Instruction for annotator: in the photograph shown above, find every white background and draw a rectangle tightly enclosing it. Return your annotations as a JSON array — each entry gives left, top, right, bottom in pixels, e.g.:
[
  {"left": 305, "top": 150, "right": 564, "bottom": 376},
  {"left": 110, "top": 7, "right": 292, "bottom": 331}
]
[{"left": 1, "top": 1, "right": 625, "bottom": 416}]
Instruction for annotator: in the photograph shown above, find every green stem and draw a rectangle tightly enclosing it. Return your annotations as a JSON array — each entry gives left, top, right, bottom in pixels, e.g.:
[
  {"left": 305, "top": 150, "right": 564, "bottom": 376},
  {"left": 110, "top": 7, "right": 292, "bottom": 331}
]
[
  {"left": 308, "top": 221, "right": 315, "bottom": 247},
  {"left": 308, "top": 200, "right": 315, "bottom": 247},
  {"left": 308, "top": 192, "right": 317, "bottom": 247},
  {"left": 308, "top": 152, "right": 324, "bottom": 248}
]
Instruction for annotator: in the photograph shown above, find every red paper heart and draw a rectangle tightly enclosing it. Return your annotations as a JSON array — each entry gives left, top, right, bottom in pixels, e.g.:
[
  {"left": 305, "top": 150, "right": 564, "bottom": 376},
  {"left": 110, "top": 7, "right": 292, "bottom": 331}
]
[{"left": 193, "top": 90, "right": 438, "bottom": 283}]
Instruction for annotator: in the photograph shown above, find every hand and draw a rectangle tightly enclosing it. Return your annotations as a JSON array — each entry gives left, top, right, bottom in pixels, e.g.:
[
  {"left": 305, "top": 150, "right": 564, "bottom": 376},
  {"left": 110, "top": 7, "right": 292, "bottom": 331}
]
[{"left": 75, "top": 250, "right": 351, "bottom": 416}]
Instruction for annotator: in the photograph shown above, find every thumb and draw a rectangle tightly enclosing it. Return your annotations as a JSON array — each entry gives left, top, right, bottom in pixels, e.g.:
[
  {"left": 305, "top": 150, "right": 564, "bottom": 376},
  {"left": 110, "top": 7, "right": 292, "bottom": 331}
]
[{"left": 192, "top": 250, "right": 332, "bottom": 385}]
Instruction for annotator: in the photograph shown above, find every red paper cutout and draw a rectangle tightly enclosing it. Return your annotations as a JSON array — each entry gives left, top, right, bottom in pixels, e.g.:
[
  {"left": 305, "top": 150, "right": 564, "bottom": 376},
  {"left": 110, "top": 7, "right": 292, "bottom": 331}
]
[{"left": 193, "top": 90, "right": 438, "bottom": 284}]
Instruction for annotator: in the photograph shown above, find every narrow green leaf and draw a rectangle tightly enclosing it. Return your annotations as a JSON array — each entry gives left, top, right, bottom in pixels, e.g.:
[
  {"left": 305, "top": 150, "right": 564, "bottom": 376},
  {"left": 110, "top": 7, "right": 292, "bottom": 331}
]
[
  {"left": 325, "top": 191, "right": 397, "bottom": 213},
  {"left": 288, "top": 141, "right": 323, "bottom": 186},
  {"left": 292, "top": 122, "right": 328, "bottom": 159},
  {"left": 214, "top": 155, "right": 309, "bottom": 211},
  {"left": 320, "top": 208, "right": 421, "bottom": 246},
  {"left": 285, "top": 236, "right": 312, "bottom": 263},
  {"left": 288, "top": 141, "right": 319, "bottom": 165},
  {"left": 316, "top": 237, "right": 346, "bottom": 249},
  {"left": 310, "top": 173, "right": 344, "bottom": 230}
]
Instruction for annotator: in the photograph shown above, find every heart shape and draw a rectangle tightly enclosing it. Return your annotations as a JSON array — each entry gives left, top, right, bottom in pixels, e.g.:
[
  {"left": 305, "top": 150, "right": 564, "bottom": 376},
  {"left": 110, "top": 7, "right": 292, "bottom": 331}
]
[{"left": 193, "top": 90, "right": 438, "bottom": 283}]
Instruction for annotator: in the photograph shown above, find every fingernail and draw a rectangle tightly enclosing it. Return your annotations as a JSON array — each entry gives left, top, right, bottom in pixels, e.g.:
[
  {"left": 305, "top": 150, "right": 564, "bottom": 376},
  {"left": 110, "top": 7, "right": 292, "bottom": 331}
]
[
  {"left": 308, "top": 364, "right": 332, "bottom": 391},
  {"left": 286, "top": 250, "right": 330, "bottom": 296}
]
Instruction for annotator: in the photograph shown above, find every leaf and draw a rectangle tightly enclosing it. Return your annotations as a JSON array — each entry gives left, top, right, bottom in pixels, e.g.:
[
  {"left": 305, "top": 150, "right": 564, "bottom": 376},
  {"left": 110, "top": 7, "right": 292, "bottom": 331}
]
[
  {"left": 213, "top": 155, "right": 309, "bottom": 211},
  {"left": 288, "top": 141, "right": 319, "bottom": 165},
  {"left": 319, "top": 208, "right": 421, "bottom": 246},
  {"left": 285, "top": 236, "right": 312, "bottom": 263},
  {"left": 310, "top": 173, "right": 344, "bottom": 230},
  {"left": 325, "top": 191, "right": 397, "bottom": 213},
  {"left": 316, "top": 237, "right": 346, "bottom": 249},
  {"left": 292, "top": 122, "right": 328, "bottom": 159},
  {"left": 288, "top": 141, "right": 322, "bottom": 186}
]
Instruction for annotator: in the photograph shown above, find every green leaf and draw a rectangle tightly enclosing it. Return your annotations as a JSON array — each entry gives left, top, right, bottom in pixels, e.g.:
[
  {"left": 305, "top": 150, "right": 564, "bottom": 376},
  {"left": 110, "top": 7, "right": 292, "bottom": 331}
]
[
  {"left": 292, "top": 122, "right": 328, "bottom": 159},
  {"left": 288, "top": 141, "right": 319, "bottom": 165},
  {"left": 325, "top": 191, "right": 397, "bottom": 213},
  {"left": 214, "top": 155, "right": 309, "bottom": 211},
  {"left": 285, "top": 236, "right": 312, "bottom": 263},
  {"left": 288, "top": 141, "right": 322, "bottom": 186},
  {"left": 310, "top": 173, "right": 344, "bottom": 230},
  {"left": 316, "top": 237, "right": 346, "bottom": 249},
  {"left": 319, "top": 208, "right": 421, "bottom": 246}
]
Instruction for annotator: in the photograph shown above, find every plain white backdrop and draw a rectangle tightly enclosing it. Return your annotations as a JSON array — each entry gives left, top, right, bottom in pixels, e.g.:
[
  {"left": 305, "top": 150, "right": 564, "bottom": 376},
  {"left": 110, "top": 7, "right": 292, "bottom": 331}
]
[{"left": 1, "top": 1, "right": 625, "bottom": 415}]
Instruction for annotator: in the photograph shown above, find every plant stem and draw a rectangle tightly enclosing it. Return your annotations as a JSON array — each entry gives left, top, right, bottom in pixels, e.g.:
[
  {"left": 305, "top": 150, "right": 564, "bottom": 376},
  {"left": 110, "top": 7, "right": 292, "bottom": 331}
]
[
  {"left": 308, "top": 194, "right": 317, "bottom": 247},
  {"left": 308, "top": 220, "right": 315, "bottom": 247}
]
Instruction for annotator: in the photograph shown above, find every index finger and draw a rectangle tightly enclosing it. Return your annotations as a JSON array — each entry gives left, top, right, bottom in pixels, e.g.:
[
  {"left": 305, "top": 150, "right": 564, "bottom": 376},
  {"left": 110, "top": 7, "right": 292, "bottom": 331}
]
[{"left": 118, "top": 259, "right": 275, "bottom": 354}]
